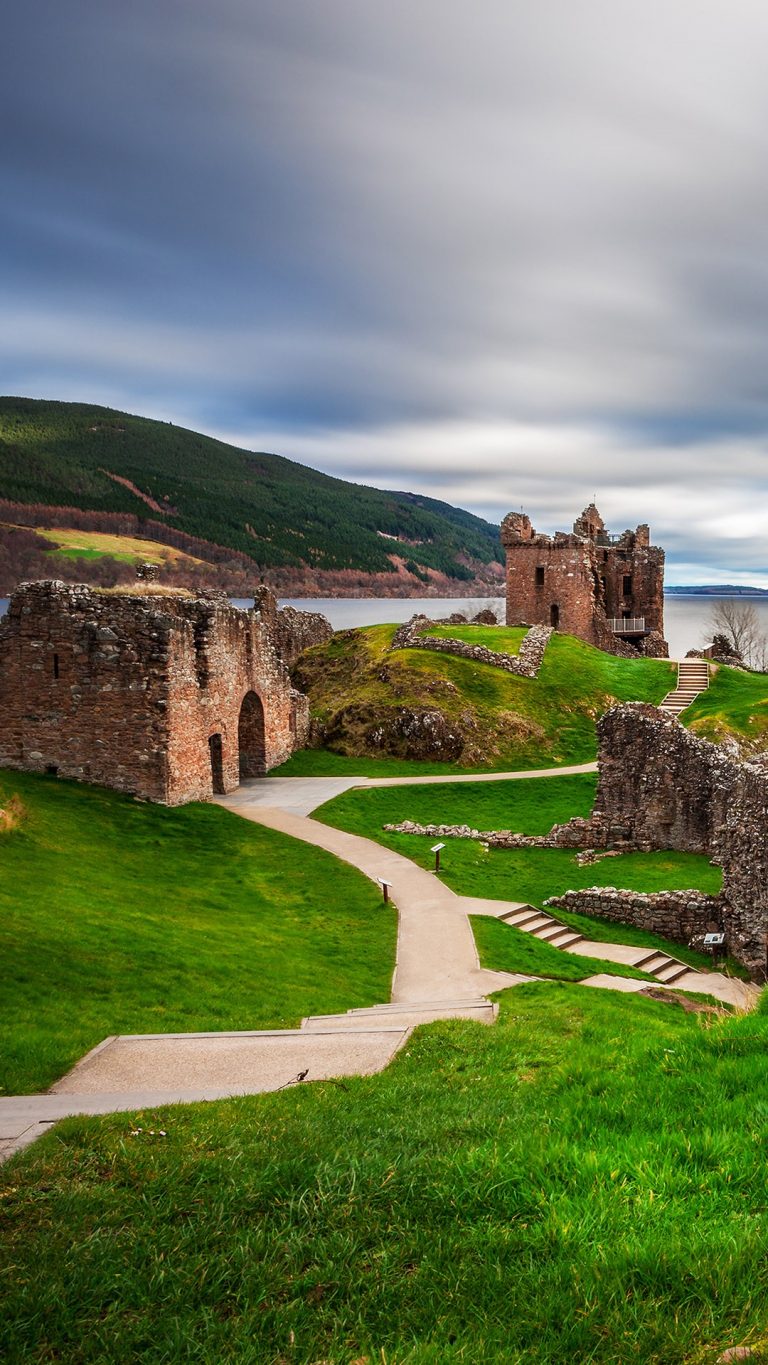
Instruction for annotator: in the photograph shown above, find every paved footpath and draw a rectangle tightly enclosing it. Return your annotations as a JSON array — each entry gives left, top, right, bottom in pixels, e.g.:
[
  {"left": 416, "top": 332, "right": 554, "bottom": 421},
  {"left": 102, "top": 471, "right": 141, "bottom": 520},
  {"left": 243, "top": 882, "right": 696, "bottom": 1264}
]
[
  {"left": 223, "top": 761, "right": 598, "bottom": 818},
  {"left": 1, "top": 763, "right": 756, "bottom": 1163}
]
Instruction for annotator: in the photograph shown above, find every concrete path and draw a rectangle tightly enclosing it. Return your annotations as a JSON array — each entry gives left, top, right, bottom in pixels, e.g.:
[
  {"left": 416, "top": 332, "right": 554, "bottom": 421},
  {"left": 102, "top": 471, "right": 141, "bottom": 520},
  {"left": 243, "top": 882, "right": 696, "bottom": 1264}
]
[
  {"left": 235, "top": 803, "right": 525, "bottom": 1003},
  {"left": 224, "top": 762, "right": 598, "bottom": 818}
]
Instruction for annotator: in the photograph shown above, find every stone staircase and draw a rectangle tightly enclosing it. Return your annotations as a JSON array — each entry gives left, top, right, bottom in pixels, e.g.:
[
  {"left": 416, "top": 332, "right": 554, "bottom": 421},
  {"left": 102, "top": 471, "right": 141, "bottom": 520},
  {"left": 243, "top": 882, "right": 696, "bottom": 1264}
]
[
  {"left": 494, "top": 904, "right": 691, "bottom": 985},
  {"left": 659, "top": 658, "right": 710, "bottom": 717},
  {"left": 301, "top": 998, "right": 496, "bottom": 1031}
]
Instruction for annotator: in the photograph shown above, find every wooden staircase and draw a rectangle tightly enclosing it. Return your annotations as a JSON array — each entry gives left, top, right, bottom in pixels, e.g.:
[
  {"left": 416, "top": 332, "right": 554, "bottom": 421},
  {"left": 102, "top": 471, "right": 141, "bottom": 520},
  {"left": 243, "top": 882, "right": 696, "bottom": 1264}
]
[{"left": 659, "top": 658, "right": 710, "bottom": 717}]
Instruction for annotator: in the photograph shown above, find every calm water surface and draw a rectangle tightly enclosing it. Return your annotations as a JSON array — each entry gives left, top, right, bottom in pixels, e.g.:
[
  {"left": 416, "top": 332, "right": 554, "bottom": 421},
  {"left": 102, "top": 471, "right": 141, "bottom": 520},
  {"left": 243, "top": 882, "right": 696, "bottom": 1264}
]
[{"left": 0, "top": 592, "right": 761, "bottom": 659}]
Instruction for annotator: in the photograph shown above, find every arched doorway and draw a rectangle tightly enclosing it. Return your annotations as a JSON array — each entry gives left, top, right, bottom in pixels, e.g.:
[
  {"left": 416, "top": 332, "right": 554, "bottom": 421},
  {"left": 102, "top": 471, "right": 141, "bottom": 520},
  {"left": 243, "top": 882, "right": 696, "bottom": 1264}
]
[
  {"left": 238, "top": 691, "right": 266, "bottom": 779},
  {"left": 208, "top": 733, "right": 225, "bottom": 794}
]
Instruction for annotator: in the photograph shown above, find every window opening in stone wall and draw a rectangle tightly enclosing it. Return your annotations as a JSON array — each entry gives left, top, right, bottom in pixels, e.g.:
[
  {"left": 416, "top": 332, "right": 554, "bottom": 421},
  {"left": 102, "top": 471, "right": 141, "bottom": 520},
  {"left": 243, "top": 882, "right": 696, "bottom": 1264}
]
[
  {"left": 45, "top": 764, "right": 59, "bottom": 776},
  {"left": 238, "top": 690, "right": 266, "bottom": 780},
  {"left": 623, "top": 574, "right": 633, "bottom": 596},
  {"left": 193, "top": 617, "right": 211, "bottom": 688},
  {"left": 208, "top": 733, "right": 225, "bottom": 795},
  {"left": 550, "top": 603, "right": 560, "bottom": 628},
  {"left": 53, "top": 653, "right": 59, "bottom": 679},
  {"left": 535, "top": 565, "right": 545, "bottom": 586}
]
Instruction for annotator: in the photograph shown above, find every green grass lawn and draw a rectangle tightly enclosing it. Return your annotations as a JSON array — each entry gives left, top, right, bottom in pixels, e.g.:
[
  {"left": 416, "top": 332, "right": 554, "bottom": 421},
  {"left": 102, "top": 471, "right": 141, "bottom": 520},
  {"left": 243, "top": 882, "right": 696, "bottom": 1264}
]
[
  {"left": 685, "top": 661, "right": 768, "bottom": 749},
  {"left": 292, "top": 626, "right": 675, "bottom": 772},
  {"left": 422, "top": 622, "right": 527, "bottom": 653},
  {"left": 4, "top": 986, "right": 768, "bottom": 1363},
  {"left": 471, "top": 915, "right": 654, "bottom": 981},
  {"left": 0, "top": 770, "right": 396, "bottom": 1095},
  {"left": 314, "top": 776, "right": 727, "bottom": 974}
]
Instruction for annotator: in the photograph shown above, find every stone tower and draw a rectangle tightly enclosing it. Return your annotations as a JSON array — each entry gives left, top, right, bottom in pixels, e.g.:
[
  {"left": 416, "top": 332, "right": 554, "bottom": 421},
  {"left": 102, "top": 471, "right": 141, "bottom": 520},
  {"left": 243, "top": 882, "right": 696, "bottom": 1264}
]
[{"left": 500, "top": 503, "right": 667, "bottom": 656}]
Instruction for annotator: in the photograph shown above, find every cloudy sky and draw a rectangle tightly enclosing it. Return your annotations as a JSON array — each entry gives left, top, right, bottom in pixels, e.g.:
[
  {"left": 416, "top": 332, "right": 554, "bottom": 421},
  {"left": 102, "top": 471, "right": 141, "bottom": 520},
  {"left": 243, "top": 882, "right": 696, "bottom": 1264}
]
[{"left": 5, "top": 1, "right": 768, "bottom": 582}]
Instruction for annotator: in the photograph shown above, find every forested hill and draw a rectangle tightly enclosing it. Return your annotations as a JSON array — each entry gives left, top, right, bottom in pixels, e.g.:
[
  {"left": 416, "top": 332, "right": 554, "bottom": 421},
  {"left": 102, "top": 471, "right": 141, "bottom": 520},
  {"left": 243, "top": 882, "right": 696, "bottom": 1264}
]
[{"left": 0, "top": 398, "right": 503, "bottom": 591}]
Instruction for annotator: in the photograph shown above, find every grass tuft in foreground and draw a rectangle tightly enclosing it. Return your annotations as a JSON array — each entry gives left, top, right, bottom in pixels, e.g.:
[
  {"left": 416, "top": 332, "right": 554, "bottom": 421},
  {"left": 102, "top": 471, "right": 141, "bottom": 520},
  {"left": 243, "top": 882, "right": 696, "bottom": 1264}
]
[{"left": 3, "top": 987, "right": 768, "bottom": 1362}]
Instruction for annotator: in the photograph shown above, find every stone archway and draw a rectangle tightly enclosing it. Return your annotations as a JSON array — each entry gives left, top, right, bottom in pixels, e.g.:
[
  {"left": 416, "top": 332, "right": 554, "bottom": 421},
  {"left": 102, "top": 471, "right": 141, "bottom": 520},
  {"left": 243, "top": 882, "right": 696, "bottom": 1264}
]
[{"left": 238, "top": 690, "right": 266, "bottom": 779}]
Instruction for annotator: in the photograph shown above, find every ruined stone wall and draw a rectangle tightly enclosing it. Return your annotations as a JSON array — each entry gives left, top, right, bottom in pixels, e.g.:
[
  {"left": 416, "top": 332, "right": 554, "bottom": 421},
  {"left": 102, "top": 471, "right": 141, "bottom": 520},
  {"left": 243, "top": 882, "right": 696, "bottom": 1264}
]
[
  {"left": 564, "top": 704, "right": 735, "bottom": 854},
  {"left": 554, "top": 701, "right": 768, "bottom": 978},
  {"left": 0, "top": 582, "right": 176, "bottom": 800},
  {"left": 0, "top": 580, "right": 313, "bottom": 805},
  {"left": 389, "top": 616, "right": 552, "bottom": 678},
  {"left": 545, "top": 888, "right": 724, "bottom": 942},
  {"left": 271, "top": 605, "right": 334, "bottom": 667}
]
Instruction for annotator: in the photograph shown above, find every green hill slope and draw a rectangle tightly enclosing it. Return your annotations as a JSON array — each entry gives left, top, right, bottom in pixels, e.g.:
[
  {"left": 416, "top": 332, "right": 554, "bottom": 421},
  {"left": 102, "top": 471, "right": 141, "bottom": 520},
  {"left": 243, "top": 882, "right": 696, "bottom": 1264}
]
[
  {"left": 0, "top": 397, "right": 503, "bottom": 583},
  {"left": 287, "top": 624, "right": 676, "bottom": 772}
]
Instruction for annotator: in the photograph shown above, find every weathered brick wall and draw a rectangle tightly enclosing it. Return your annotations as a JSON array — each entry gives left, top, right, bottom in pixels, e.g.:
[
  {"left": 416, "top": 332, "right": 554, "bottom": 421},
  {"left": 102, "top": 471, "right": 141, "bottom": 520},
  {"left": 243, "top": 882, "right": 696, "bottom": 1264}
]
[
  {"left": 0, "top": 580, "right": 316, "bottom": 804},
  {"left": 500, "top": 505, "right": 667, "bottom": 657}
]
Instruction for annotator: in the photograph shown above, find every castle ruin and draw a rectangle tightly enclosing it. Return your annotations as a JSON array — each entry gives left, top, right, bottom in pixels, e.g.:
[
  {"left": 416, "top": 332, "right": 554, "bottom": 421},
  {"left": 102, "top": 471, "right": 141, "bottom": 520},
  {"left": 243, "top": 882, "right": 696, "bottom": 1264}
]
[
  {"left": 552, "top": 702, "right": 768, "bottom": 980},
  {"left": 0, "top": 580, "right": 332, "bottom": 804},
  {"left": 500, "top": 503, "right": 667, "bottom": 656}
]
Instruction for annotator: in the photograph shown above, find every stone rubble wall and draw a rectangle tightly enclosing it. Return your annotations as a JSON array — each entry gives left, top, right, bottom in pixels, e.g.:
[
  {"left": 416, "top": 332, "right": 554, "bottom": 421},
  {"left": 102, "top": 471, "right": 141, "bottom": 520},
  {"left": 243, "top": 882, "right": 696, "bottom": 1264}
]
[
  {"left": 544, "top": 888, "right": 724, "bottom": 941},
  {"left": 383, "top": 819, "right": 554, "bottom": 847},
  {"left": 552, "top": 701, "right": 768, "bottom": 979},
  {"left": 270, "top": 604, "right": 334, "bottom": 667},
  {"left": 389, "top": 615, "right": 553, "bottom": 678}
]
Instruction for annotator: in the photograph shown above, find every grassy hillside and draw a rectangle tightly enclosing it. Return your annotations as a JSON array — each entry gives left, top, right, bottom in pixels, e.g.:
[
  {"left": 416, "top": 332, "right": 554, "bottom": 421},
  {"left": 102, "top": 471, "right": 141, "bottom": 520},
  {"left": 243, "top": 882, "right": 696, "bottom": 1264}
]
[
  {"left": 684, "top": 660, "right": 768, "bottom": 750},
  {"left": 290, "top": 624, "right": 676, "bottom": 770},
  {"left": 0, "top": 770, "right": 395, "bottom": 1094},
  {"left": 5, "top": 986, "right": 768, "bottom": 1363},
  {"left": 0, "top": 396, "right": 503, "bottom": 581}
]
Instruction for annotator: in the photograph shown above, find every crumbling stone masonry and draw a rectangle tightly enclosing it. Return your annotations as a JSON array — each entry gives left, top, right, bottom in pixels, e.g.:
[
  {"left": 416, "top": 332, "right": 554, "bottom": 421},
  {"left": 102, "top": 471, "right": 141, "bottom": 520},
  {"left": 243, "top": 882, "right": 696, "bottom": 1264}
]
[
  {"left": 500, "top": 502, "right": 668, "bottom": 657},
  {"left": 390, "top": 616, "right": 553, "bottom": 678},
  {"left": 553, "top": 702, "right": 768, "bottom": 979},
  {"left": 0, "top": 580, "right": 332, "bottom": 805}
]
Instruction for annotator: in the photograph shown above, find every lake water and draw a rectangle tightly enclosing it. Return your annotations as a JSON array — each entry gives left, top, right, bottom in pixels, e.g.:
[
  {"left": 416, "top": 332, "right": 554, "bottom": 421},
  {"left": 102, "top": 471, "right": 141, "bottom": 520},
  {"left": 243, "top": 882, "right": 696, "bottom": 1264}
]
[{"left": 0, "top": 592, "right": 761, "bottom": 659}]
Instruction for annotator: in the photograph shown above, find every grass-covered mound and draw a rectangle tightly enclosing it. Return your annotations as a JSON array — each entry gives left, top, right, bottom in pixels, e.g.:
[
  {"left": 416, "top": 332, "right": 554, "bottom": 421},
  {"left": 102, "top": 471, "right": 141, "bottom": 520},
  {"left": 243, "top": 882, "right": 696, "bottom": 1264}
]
[
  {"left": 4, "top": 986, "right": 768, "bottom": 1363},
  {"left": 684, "top": 660, "right": 768, "bottom": 750},
  {"left": 314, "top": 775, "right": 727, "bottom": 974},
  {"left": 0, "top": 770, "right": 395, "bottom": 1095},
  {"left": 289, "top": 625, "right": 675, "bottom": 772}
]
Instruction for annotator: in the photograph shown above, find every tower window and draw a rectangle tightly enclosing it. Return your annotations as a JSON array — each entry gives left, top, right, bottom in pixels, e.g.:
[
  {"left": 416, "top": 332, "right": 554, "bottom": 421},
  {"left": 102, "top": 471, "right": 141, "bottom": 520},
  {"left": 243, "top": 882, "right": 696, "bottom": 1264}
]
[
  {"left": 53, "top": 653, "right": 60, "bottom": 679},
  {"left": 623, "top": 574, "right": 633, "bottom": 596},
  {"left": 535, "top": 566, "right": 545, "bottom": 586}
]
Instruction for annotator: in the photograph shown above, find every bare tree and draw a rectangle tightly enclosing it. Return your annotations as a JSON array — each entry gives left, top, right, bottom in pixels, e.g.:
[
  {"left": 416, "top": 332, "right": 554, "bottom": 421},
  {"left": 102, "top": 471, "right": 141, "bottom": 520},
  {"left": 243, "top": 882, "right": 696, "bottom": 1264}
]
[{"left": 707, "top": 599, "right": 768, "bottom": 670}]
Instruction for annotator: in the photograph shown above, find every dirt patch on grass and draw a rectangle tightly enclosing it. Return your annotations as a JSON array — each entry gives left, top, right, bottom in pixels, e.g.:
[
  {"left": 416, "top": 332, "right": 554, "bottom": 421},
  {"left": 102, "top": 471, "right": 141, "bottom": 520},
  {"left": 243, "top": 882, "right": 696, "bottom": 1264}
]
[
  {"left": 0, "top": 794, "right": 27, "bottom": 833},
  {"left": 639, "top": 986, "right": 725, "bottom": 1015}
]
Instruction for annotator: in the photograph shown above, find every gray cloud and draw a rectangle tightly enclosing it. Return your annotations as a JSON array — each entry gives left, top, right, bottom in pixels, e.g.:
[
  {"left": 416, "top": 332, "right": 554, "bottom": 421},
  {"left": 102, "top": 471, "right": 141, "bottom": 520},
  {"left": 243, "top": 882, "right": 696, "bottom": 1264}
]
[{"left": 4, "top": 1, "right": 768, "bottom": 577}]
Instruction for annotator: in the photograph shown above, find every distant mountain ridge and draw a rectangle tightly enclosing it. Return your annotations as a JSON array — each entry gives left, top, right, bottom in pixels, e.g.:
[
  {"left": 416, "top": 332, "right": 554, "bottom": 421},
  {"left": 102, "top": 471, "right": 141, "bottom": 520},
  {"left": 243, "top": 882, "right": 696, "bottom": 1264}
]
[
  {"left": 0, "top": 397, "right": 504, "bottom": 596},
  {"left": 666, "top": 585, "right": 768, "bottom": 596}
]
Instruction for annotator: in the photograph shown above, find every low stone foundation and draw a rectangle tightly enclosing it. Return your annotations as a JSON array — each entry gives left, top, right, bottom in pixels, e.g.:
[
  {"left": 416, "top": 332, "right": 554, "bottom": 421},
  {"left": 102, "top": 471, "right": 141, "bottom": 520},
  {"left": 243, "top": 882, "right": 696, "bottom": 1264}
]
[
  {"left": 389, "top": 616, "right": 552, "bottom": 678},
  {"left": 545, "top": 888, "right": 724, "bottom": 942}
]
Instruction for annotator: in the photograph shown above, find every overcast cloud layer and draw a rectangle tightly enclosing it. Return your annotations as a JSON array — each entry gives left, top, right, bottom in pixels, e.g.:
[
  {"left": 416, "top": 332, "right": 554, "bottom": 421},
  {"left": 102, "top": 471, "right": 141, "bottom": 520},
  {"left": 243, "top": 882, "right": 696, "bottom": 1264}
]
[{"left": 4, "top": 1, "right": 768, "bottom": 582}]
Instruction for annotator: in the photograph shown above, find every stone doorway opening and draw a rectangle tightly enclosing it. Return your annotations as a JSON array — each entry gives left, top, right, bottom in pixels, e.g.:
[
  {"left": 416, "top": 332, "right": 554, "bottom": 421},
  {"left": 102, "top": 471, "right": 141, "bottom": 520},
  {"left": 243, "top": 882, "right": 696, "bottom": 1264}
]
[
  {"left": 550, "top": 603, "right": 560, "bottom": 629},
  {"left": 208, "top": 733, "right": 225, "bottom": 794},
  {"left": 238, "top": 690, "right": 266, "bottom": 779}
]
